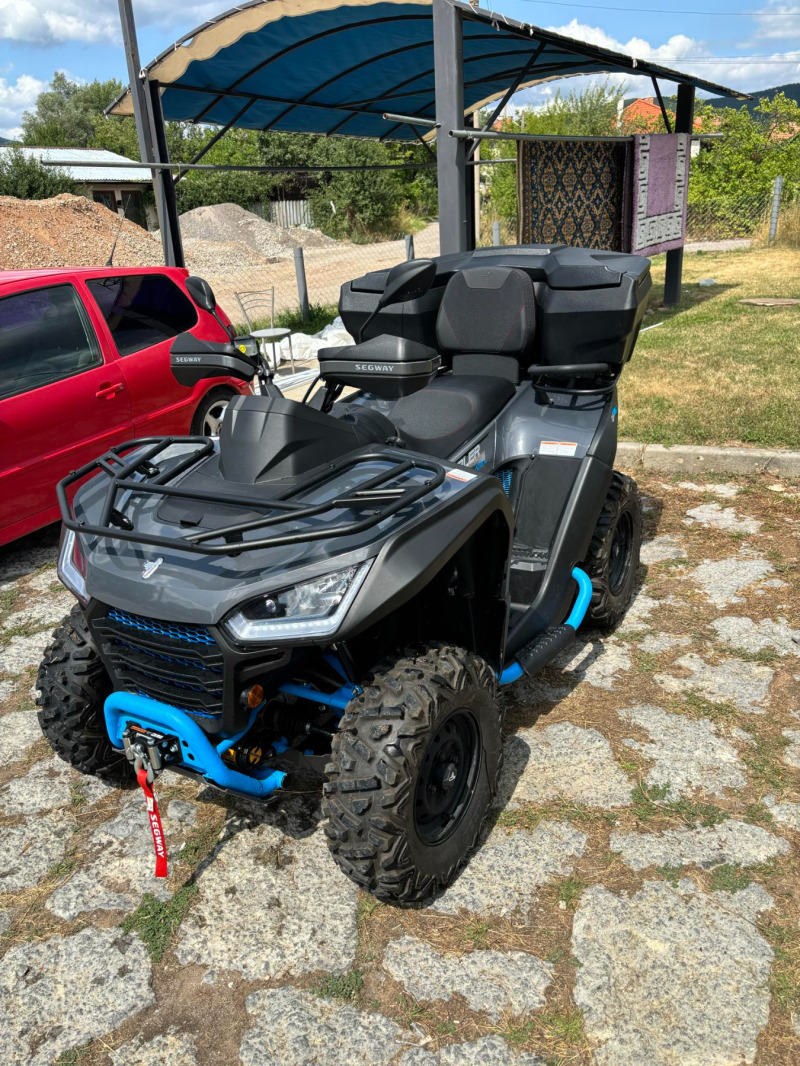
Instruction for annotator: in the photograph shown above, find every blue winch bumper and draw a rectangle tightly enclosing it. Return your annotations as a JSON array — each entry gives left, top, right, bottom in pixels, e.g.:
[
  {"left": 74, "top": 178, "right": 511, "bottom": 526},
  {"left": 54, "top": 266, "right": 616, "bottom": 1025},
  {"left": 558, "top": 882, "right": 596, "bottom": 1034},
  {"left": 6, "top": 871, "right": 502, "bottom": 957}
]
[{"left": 104, "top": 691, "right": 286, "bottom": 799}]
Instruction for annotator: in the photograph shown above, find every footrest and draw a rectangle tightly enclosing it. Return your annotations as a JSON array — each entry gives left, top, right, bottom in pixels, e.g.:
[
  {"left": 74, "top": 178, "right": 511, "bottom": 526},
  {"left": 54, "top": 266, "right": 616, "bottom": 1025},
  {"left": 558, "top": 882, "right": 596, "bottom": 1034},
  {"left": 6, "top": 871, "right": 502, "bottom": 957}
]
[{"left": 516, "top": 624, "right": 575, "bottom": 675}]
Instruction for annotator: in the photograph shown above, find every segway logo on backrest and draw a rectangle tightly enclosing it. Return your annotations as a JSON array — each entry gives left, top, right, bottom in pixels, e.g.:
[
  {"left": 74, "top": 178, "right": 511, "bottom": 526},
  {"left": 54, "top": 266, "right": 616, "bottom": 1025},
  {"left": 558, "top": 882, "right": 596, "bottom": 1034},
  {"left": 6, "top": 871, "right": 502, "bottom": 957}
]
[{"left": 355, "top": 363, "right": 394, "bottom": 372}]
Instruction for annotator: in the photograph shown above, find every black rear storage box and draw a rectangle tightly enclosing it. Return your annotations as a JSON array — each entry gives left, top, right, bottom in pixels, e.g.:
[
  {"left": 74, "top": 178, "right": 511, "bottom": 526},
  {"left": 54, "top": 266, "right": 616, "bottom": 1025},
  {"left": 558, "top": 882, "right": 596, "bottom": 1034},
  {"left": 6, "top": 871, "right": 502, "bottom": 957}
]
[{"left": 339, "top": 245, "right": 651, "bottom": 369}]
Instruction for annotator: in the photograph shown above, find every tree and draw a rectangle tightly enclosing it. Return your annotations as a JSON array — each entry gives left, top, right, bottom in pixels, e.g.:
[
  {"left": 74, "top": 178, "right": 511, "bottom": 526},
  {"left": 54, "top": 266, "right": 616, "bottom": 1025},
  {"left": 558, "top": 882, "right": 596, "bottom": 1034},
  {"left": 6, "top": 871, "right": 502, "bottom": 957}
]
[
  {"left": 0, "top": 147, "right": 77, "bottom": 199},
  {"left": 690, "top": 93, "right": 800, "bottom": 204}
]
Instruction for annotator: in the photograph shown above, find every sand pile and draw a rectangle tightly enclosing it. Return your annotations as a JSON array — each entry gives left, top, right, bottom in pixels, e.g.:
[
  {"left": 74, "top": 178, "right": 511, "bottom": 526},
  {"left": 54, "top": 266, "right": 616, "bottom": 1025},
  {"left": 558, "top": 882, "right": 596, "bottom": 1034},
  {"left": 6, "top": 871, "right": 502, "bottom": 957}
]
[
  {"left": 176, "top": 202, "right": 337, "bottom": 259},
  {"left": 0, "top": 193, "right": 163, "bottom": 270}
]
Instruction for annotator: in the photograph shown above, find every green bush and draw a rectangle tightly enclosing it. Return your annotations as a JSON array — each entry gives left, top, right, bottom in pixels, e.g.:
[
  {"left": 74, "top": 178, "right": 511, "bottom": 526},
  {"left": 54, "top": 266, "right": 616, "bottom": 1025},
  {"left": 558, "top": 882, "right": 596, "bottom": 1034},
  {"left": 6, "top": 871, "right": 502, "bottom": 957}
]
[{"left": 0, "top": 147, "right": 76, "bottom": 199}]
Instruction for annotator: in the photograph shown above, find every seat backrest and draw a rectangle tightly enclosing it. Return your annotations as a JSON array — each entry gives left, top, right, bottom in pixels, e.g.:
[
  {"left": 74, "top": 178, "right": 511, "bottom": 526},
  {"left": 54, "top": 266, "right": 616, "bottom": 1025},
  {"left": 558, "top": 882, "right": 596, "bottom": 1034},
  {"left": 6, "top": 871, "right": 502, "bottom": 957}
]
[{"left": 435, "top": 266, "right": 536, "bottom": 382}]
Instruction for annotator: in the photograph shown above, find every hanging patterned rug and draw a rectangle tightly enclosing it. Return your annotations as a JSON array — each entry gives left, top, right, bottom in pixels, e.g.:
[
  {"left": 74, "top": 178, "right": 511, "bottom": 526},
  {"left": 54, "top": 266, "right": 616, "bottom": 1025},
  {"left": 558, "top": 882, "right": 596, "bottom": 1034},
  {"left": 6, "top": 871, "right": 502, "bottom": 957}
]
[
  {"left": 627, "top": 133, "right": 690, "bottom": 256},
  {"left": 517, "top": 139, "right": 629, "bottom": 250}
]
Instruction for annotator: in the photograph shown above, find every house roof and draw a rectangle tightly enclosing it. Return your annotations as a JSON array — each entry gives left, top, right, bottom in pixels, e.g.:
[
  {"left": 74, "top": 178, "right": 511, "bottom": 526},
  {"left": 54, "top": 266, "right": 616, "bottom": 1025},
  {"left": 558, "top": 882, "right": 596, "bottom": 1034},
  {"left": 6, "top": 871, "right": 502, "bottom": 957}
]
[
  {"left": 0, "top": 147, "right": 151, "bottom": 183},
  {"left": 107, "top": 0, "right": 749, "bottom": 141}
]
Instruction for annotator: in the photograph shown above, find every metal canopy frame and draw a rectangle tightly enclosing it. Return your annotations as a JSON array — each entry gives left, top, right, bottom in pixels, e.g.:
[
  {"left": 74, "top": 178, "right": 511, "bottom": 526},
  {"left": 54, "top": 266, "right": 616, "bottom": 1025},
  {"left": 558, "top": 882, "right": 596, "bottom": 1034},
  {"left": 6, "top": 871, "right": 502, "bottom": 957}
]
[{"left": 113, "top": 0, "right": 747, "bottom": 303}]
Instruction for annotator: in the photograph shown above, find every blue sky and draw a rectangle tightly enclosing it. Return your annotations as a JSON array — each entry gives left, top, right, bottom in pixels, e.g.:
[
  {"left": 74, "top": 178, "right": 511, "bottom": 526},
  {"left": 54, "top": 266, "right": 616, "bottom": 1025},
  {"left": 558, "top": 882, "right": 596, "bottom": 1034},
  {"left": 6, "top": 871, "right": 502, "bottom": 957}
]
[{"left": 0, "top": 0, "right": 798, "bottom": 138}]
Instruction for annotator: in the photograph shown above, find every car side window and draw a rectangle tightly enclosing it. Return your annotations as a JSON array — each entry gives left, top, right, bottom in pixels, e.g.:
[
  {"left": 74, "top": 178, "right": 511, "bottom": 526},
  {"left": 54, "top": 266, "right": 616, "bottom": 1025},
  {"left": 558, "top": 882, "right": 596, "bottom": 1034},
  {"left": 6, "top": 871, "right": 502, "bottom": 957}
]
[
  {"left": 87, "top": 274, "right": 198, "bottom": 357},
  {"left": 0, "top": 284, "right": 102, "bottom": 401}
]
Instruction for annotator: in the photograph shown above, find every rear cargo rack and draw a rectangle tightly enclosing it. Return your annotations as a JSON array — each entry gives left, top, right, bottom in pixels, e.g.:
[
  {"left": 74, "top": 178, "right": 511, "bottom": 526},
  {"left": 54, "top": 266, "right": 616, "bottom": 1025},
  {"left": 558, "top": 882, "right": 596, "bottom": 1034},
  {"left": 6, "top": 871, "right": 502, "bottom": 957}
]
[{"left": 57, "top": 436, "right": 446, "bottom": 556}]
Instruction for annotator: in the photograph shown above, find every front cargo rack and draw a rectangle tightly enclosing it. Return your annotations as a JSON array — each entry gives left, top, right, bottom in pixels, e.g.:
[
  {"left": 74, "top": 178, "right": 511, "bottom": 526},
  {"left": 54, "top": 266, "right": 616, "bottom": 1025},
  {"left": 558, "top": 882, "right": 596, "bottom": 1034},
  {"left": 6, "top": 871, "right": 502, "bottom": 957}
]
[{"left": 57, "top": 436, "right": 446, "bottom": 556}]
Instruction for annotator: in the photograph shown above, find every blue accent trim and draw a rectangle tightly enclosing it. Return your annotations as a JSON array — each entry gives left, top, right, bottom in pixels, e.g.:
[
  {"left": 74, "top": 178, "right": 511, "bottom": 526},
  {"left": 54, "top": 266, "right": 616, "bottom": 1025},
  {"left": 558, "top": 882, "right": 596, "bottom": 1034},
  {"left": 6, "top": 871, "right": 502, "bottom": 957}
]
[
  {"left": 214, "top": 705, "right": 260, "bottom": 755},
  {"left": 104, "top": 692, "right": 286, "bottom": 800},
  {"left": 496, "top": 566, "right": 592, "bottom": 686},
  {"left": 279, "top": 681, "right": 355, "bottom": 712},
  {"left": 498, "top": 662, "right": 524, "bottom": 685},
  {"left": 107, "top": 608, "right": 216, "bottom": 646},
  {"left": 565, "top": 566, "right": 593, "bottom": 630}
]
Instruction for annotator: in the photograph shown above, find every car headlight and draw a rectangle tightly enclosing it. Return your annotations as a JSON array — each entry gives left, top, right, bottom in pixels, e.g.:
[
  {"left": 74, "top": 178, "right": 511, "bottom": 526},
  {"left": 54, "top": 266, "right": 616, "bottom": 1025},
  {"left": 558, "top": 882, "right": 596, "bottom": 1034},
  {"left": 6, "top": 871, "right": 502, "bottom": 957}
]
[
  {"left": 58, "top": 528, "right": 88, "bottom": 604},
  {"left": 225, "top": 563, "right": 370, "bottom": 642}
]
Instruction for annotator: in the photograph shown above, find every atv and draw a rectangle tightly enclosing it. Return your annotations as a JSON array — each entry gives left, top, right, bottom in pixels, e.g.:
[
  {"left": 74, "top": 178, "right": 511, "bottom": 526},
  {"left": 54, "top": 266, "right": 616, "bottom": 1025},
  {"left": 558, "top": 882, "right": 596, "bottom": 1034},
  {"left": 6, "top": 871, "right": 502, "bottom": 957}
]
[{"left": 37, "top": 245, "right": 648, "bottom": 903}]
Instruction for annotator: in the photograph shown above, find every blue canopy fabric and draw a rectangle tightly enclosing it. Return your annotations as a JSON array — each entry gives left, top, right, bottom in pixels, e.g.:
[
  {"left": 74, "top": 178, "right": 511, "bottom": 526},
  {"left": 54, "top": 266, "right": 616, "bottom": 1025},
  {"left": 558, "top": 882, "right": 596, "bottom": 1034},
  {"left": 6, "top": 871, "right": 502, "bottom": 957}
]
[{"left": 108, "top": 0, "right": 748, "bottom": 141}]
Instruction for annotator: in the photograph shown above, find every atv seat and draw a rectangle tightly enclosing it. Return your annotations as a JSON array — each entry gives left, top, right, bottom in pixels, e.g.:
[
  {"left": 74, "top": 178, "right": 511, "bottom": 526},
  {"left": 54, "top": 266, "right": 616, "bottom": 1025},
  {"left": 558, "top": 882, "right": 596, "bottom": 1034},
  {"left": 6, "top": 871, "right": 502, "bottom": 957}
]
[
  {"left": 387, "top": 266, "right": 533, "bottom": 458},
  {"left": 390, "top": 374, "right": 514, "bottom": 459}
]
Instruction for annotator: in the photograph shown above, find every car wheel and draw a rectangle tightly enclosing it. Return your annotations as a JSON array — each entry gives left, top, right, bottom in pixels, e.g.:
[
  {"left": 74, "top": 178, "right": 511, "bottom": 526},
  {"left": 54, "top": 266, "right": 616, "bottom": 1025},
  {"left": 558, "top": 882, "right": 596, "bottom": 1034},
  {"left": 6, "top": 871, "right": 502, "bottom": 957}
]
[{"left": 191, "top": 388, "right": 235, "bottom": 437}]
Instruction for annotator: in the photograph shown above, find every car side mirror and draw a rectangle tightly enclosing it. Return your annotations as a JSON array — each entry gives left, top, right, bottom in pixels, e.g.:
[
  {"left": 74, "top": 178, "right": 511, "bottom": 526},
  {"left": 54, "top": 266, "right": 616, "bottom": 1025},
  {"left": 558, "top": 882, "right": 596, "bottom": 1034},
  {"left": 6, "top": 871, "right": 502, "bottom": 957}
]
[
  {"left": 170, "top": 333, "right": 256, "bottom": 387},
  {"left": 185, "top": 276, "right": 217, "bottom": 314},
  {"left": 378, "top": 259, "right": 436, "bottom": 310}
]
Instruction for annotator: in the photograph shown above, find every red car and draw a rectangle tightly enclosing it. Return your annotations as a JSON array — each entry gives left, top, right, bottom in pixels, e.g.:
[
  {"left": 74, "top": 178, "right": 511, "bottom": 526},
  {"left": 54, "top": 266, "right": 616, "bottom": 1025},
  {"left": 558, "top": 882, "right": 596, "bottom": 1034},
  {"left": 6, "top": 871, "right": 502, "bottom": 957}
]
[{"left": 0, "top": 266, "right": 252, "bottom": 547}]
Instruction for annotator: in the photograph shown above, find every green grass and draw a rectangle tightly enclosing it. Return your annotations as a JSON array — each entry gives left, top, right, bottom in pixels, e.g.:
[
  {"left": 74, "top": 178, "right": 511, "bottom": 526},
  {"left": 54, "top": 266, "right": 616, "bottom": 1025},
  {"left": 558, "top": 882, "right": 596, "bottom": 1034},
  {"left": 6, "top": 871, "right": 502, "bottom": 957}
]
[
  {"left": 742, "top": 729, "right": 791, "bottom": 794},
  {"left": 619, "top": 247, "right": 800, "bottom": 448},
  {"left": 631, "top": 782, "right": 729, "bottom": 827},
  {"left": 239, "top": 302, "right": 339, "bottom": 337},
  {"left": 120, "top": 884, "right": 198, "bottom": 962},
  {"left": 462, "top": 920, "right": 491, "bottom": 948},
  {"left": 765, "top": 922, "right": 800, "bottom": 1013},
  {"left": 709, "top": 863, "right": 753, "bottom": 893},
  {"left": 655, "top": 864, "right": 683, "bottom": 885},
  {"left": 312, "top": 968, "right": 364, "bottom": 1001},
  {"left": 556, "top": 876, "right": 585, "bottom": 910}
]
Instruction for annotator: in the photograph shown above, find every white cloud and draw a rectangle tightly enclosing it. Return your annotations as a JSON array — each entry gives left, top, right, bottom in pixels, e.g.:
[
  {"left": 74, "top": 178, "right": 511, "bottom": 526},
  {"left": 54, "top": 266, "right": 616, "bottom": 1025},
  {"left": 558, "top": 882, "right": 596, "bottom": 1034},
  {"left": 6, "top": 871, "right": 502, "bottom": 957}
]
[
  {"left": 0, "top": 0, "right": 220, "bottom": 46},
  {"left": 0, "top": 72, "right": 47, "bottom": 140},
  {"left": 752, "top": 2, "right": 800, "bottom": 41},
  {"left": 513, "top": 19, "right": 800, "bottom": 103}
]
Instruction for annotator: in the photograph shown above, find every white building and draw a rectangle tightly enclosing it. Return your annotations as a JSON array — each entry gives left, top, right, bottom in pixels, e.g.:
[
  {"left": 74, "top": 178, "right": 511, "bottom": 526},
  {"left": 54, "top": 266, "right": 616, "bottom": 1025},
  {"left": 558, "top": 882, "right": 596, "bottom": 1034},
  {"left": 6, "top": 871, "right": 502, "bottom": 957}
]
[{"left": 0, "top": 146, "right": 155, "bottom": 228}]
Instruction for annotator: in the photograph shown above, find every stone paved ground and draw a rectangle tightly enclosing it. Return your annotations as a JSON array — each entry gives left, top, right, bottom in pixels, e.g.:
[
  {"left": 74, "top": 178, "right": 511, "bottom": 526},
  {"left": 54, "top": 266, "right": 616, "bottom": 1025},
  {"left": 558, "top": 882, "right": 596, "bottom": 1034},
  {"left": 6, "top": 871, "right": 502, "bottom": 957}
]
[{"left": 0, "top": 471, "right": 798, "bottom": 1066}]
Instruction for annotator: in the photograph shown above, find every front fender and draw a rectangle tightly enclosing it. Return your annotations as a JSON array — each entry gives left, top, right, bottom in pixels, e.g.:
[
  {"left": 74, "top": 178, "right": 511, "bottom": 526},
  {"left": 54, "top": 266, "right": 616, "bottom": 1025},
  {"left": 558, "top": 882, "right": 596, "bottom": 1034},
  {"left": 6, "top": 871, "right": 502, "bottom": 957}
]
[{"left": 339, "top": 474, "right": 513, "bottom": 639}]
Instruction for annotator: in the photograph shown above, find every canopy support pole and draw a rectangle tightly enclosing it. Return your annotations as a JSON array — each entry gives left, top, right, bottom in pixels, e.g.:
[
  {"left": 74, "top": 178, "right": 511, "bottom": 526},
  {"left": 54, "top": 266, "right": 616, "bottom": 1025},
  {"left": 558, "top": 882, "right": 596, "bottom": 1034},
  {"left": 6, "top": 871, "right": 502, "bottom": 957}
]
[
  {"left": 651, "top": 76, "right": 673, "bottom": 134},
  {"left": 117, "top": 0, "right": 183, "bottom": 267},
  {"left": 433, "top": 0, "right": 467, "bottom": 254},
  {"left": 663, "top": 82, "right": 694, "bottom": 307}
]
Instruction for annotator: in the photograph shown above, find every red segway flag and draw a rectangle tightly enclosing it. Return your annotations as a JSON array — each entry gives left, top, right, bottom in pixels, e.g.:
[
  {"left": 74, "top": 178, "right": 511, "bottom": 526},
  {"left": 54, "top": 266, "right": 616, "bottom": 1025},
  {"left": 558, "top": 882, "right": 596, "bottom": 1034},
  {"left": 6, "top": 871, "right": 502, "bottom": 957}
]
[{"left": 136, "top": 767, "right": 168, "bottom": 878}]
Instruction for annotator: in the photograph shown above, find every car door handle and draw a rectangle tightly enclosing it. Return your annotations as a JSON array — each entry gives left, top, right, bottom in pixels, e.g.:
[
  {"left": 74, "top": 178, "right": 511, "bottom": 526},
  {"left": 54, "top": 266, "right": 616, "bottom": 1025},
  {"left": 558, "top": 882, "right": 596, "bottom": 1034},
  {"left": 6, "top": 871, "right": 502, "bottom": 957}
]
[{"left": 96, "top": 382, "right": 126, "bottom": 400}]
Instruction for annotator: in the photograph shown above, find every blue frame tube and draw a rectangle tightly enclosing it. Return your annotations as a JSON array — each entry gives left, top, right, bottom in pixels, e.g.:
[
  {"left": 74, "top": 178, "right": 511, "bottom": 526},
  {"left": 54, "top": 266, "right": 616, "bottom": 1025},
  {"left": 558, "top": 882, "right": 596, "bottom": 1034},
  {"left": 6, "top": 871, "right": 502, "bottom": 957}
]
[
  {"left": 497, "top": 566, "right": 592, "bottom": 686},
  {"left": 278, "top": 681, "right": 355, "bottom": 712},
  {"left": 104, "top": 691, "right": 286, "bottom": 799}
]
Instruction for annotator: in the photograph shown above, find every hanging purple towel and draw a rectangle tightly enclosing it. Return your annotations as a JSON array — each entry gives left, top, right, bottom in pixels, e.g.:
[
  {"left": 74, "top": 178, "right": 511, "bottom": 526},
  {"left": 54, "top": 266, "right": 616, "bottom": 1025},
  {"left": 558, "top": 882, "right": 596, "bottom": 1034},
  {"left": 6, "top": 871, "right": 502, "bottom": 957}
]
[{"left": 626, "top": 133, "right": 690, "bottom": 256}]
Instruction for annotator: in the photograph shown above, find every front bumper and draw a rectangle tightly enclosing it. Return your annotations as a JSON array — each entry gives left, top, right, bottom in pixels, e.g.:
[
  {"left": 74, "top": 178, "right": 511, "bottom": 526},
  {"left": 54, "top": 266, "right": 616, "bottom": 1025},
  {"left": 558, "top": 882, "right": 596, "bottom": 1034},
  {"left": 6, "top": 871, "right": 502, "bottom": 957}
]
[{"left": 104, "top": 691, "right": 286, "bottom": 799}]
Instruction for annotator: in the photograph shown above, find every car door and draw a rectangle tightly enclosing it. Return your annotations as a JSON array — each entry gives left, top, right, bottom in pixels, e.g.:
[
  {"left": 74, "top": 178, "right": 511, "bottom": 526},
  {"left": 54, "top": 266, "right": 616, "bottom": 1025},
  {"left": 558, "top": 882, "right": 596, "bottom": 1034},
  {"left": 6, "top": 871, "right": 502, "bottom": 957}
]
[
  {"left": 0, "top": 281, "right": 134, "bottom": 537},
  {"left": 84, "top": 272, "right": 204, "bottom": 438}
]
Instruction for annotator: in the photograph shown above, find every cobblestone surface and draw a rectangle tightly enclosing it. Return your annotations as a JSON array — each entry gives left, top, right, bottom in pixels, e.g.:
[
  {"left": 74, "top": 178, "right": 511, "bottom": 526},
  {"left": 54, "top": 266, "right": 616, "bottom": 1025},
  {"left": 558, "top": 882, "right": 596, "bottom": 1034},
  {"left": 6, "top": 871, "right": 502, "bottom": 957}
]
[
  {"left": 383, "top": 934, "right": 552, "bottom": 1018},
  {"left": 620, "top": 704, "right": 748, "bottom": 797},
  {"left": 610, "top": 820, "right": 790, "bottom": 870},
  {"left": 573, "top": 881, "right": 774, "bottom": 1066},
  {"left": 497, "top": 722, "right": 633, "bottom": 809},
  {"left": 0, "top": 476, "right": 798, "bottom": 1065}
]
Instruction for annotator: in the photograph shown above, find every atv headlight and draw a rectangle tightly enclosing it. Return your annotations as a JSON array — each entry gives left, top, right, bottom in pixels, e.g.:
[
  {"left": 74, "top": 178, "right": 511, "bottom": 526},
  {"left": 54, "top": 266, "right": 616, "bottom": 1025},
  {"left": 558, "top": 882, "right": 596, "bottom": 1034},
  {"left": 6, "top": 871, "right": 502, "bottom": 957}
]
[
  {"left": 225, "top": 563, "right": 370, "bottom": 641},
  {"left": 58, "top": 528, "right": 88, "bottom": 604}
]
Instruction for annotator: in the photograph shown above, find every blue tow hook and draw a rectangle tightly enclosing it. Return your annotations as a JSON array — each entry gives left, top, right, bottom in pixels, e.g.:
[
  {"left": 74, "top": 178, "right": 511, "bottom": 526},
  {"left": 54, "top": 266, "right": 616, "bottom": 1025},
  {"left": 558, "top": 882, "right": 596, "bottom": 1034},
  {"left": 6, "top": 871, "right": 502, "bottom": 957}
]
[
  {"left": 104, "top": 692, "right": 286, "bottom": 799},
  {"left": 497, "top": 566, "right": 593, "bottom": 685}
]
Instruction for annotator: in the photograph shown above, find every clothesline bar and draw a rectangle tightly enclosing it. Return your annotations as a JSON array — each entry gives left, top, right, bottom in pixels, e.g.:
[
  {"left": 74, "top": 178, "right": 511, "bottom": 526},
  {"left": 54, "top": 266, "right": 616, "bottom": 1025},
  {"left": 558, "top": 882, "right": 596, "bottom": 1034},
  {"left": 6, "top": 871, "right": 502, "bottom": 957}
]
[{"left": 449, "top": 128, "right": 722, "bottom": 143}]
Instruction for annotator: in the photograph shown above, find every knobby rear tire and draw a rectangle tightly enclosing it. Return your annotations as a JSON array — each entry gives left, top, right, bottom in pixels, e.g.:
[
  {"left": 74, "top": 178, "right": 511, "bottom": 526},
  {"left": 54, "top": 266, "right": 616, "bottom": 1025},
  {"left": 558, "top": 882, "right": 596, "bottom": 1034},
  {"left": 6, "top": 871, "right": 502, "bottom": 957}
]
[
  {"left": 322, "top": 644, "right": 503, "bottom": 904},
  {"left": 581, "top": 470, "right": 642, "bottom": 630}
]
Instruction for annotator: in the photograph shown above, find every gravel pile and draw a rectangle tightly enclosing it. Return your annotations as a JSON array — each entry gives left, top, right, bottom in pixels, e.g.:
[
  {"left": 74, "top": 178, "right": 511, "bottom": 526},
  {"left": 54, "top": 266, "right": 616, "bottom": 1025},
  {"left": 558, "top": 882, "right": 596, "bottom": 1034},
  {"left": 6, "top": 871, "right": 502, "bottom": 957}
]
[
  {"left": 176, "top": 202, "right": 337, "bottom": 259},
  {"left": 0, "top": 193, "right": 163, "bottom": 270}
]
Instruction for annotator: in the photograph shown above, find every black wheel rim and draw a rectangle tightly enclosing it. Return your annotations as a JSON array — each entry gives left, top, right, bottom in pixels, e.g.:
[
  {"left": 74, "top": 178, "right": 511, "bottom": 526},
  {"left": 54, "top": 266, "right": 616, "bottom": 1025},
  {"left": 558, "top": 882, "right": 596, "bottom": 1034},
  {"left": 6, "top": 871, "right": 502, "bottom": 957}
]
[
  {"left": 413, "top": 710, "right": 481, "bottom": 845},
  {"left": 609, "top": 510, "right": 634, "bottom": 595}
]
